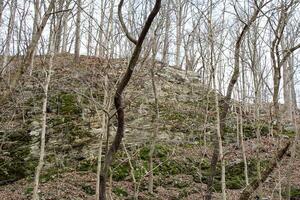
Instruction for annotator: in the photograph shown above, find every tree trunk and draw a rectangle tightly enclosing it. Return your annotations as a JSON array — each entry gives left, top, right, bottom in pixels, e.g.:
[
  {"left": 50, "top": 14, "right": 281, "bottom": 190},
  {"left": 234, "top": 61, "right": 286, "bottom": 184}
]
[
  {"left": 175, "top": 0, "right": 183, "bottom": 68},
  {"left": 74, "top": 0, "right": 81, "bottom": 62},
  {"left": 98, "top": 1, "right": 161, "bottom": 199},
  {"left": 87, "top": 2, "right": 94, "bottom": 56},
  {"left": 148, "top": 62, "right": 159, "bottom": 193},
  {"left": 28, "top": 0, "right": 41, "bottom": 76},
  {"left": 54, "top": 0, "right": 65, "bottom": 52},
  {"left": 61, "top": 1, "right": 71, "bottom": 53},
  {"left": 95, "top": 0, "right": 106, "bottom": 56},
  {"left": 0, "top": 0, "right": 4, "bottom": 26},
  {"left": 162, "top": 0, "right": 171, "bottom": 65},
  {"left": 32, "top": 31, "right": 55, "bottom": 200},
  {"left": 24, "top": 0, "right": 55, "bottom": 69},
  {"left": 96, "top": 75, "right": 110, "bottom": 200},
  {"left": 205, "top": 2, "right": 263, "bottom": 199},
  {"left": 1, "top": 0, "right": 17, "bottom": 73},
  {"left": 239, "top": 105, "right": 249, "bottom": 186},
  {"left": 287, "top": 111, "right": 299, "bottom": 199},
  {"left": 108, "top": 0, "right": 115, "bottom": 57},
  {"left": 214, "top": 72, "right": 226, "bottom": 200},
  {"left": 289, "top": 54, "right": 297, "bottom": 110}
]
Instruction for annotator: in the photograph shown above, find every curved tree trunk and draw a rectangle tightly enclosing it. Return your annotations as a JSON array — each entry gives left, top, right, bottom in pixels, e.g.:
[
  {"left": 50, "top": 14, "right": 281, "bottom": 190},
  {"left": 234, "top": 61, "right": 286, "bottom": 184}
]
[
  {"left": 205, "top": 2, "right": 264, "bottom": 199},
  {"left": 98, "top": 1, "right": 161, "bottom": 199}
]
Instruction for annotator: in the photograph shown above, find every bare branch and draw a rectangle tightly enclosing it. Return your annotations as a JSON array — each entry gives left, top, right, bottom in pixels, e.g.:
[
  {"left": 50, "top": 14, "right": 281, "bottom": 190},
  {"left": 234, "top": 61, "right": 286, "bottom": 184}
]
[{"left": 118, "top": 0, "right": 138, "bottom": 45}]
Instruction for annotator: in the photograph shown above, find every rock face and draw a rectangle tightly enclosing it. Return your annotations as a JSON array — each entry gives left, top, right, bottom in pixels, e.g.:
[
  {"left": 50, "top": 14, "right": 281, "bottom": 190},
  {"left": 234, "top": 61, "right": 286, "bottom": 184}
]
[
  {"left": 1, "top": 55, "right": 299, "bottom": 200},
  {"left": 0, "top": 55, "right": 218, "bottom": 185}
]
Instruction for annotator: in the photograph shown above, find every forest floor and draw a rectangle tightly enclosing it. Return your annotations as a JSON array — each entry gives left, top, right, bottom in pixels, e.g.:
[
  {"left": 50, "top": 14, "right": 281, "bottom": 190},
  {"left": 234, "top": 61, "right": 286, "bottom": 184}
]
[
  {"left": 1, "top": 54, "right": 300, "bottom": 199},
  {"left": 0, "top": 136, "right": 299, "bottom": 200}
]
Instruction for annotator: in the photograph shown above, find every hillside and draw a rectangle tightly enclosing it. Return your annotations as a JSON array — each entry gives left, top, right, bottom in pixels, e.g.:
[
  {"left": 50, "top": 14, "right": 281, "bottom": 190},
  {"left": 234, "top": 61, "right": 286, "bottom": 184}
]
[{"left": 0, "top": 54, "right": 299, "bottom": 200}]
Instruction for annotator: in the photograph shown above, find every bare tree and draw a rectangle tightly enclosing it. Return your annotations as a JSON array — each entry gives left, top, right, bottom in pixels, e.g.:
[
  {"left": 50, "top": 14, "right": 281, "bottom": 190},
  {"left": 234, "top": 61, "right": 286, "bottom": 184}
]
[
  {"left": 99, "top": 1, "right": 161, "bottom": 199},
  {"left": 32, "top": 28, "right": 56, "bottom": 200},
  {"left": 205, "top": 1, "right": 265, "bottom": 199},
  {"left": 148, "top": 32, "right": 160, "bottom": 194},
  {"left": 95, "top": 0, "right": 106, "bottom": 56},
  {"left": 1, "top": 0, "right": 17, "bottom": 73},
  {"left": 172, "top": 0, "right": 188, "bottom": 68},
  {"left": 282, "top": 24, "right": 299, "bottom": 120},
  {"left": 28, "top": 0, "right": 41, "bottom": 75},
  {"left": 61, "top": 0, "right": 71, "bottom": 53},
  {"left": 95, "top": 74, "right": 112, "bottom": 200},
  {"left": 269, "top": 0, "right": 300, "bottom": 131},
  {"left": 53, "top": 0, "right": 65, "bottom": 52}
]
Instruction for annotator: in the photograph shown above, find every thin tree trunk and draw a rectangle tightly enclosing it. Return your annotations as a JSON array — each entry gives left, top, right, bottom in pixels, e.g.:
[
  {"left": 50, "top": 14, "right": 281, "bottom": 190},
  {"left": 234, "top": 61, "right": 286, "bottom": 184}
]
[
  {"left": 23, "top": 0, "right": 55, "bottom": 69},
  {"left": 61, "top": 1, "right": 71, "bottom": 53},
  {"left": 54, "top": 0, "right": 64, "bottom": 52},
  {"left": 239, "top": 141, "right": 291, "bottom": 200},
  {"left": 99, "top": 1, "right": 161, "bottom": 199},
  {"left": 289, "top": 54, "right": 297, "bottom": 109},
  {"left": 87, "top": 2, "right": 94, "bottom": 56},
  {"left": 282, "top": 40, "right": 292, "bottom": 119},
  {"left": 108, "top": 0, "right": 115, "bottom": 57},
  {"left": 2, "top": 0, "right": 17, "bottom": 73},
  {"left": 123, "top": 141, "right": 138, "bottom": 199},
  {"left": 287, "top": 110, "right": 299, "bottom": 199},
  {"left": 162, "top": 0, "right": 170, "bottom": 65},
  {"left": 32, "top": 32, "right": 55, "bottom": 200},
  {"left": 0, "top": 0, "right": 4, "bottom": 26},
  {"left": 269, "top": 2, "right": 300, "bottom": 131},
  {"left": 214, "top": 73, "right": 226, "bottom": 200},
  {"left": 74, "top": 0, "right": 81, "bottom": 62},
  {"left": 236, "top": 106, "right": 240, "bottom": 147},
  {"left": 175, "top": 0, "right": 183, "bottom": 68},
  {"left": 28, "top": 0, "right": 41, "bottom": 76},
  {"left": 95, "top": 0, "right": 106, "bottom": 56},
  {"left": 239, "top": 105, "right": 249, "bottom": 186},
  {"left": 148, "top": 66, "right": 159, "bottom": 193},
  {"left": 205, "top": 2, "right": 263, "bottom": 199},
  {"left": 96, "top": 75, "right": 110, "bottom": 200},
  {"left": 254, "top": 79, "right": 263, "bottom": 198},
  {"left": 17, "top": 1, "right": 27, "bottom": 55}
]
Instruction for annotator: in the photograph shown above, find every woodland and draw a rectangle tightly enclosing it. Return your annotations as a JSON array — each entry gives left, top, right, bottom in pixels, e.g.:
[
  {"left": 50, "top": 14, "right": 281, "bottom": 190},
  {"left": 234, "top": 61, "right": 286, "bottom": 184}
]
[{"left": 0, "top": 0, "right": 300, "bottom": 200}]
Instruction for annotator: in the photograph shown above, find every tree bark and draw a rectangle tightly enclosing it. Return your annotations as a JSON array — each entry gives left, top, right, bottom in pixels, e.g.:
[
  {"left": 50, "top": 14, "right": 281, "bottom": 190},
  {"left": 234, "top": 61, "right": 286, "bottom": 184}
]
[
  {"left": 1, "top": 0, "right": 17, "bottom": 73},
  {"left": 98, "top": 1, "right": 161, "bottom": 199},
  {"left": 270, "top": 1, "right": 300, "bottom": 130},
  {"left": 96, "top": 74, "right": 110, "bottom": 200},
  {"left": 0, "top": 0, "right": 4, "bottom": 26},
  {"left": 148, "top": 45, "right": 160, "bottom": 193},
  {"left": 74, "top": 0, "right": 81, "bottom": 62},
  {"left": 239, "top": 105, "right": 249, "bottom": 186},
  {"left": 32, "top": 30, "right": 55, "bottom": 200},
  {"left": 61, "top": 0, "right": 71, "bottom": 53},
  {"left": 205, "top": 2, "right": 264, "bottom": 199},
  {"left": 28, "top": 0, "right": 41, "bottom": 76},
  {"left": 162, "top": 0, "right": 171, "bottom": 65},
  {"left": 174, "top": 0, "right": 185, "bottom": 68},
  {"left": 54, "top": 0, "right": 65, "bottom": 52}
]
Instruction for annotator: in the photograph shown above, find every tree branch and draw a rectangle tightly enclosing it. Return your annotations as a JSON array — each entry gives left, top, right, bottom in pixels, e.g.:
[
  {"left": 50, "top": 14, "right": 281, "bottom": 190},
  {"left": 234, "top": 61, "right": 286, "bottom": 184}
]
[{"left": 118, "top": 0, "right": 138, "bottom": 45}]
